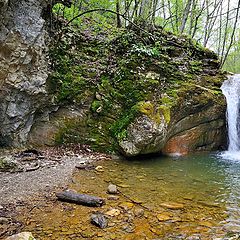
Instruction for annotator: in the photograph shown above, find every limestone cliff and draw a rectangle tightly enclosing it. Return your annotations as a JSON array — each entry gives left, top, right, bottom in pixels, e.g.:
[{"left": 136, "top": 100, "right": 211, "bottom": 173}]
[{"left": 0, "top": 0, "right": 49, "bottom": 146}]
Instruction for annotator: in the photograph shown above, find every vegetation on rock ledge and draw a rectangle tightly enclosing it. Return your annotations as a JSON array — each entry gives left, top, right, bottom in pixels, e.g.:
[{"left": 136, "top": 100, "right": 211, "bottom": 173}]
[{"left": 48, "top": 17, "right": 226, "bottom": 153}]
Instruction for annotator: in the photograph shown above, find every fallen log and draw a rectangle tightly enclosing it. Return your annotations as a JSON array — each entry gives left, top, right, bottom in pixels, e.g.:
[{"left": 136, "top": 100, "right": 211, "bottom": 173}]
[{"left": 56, "top": 190, "right": 105, "bottom": 207}]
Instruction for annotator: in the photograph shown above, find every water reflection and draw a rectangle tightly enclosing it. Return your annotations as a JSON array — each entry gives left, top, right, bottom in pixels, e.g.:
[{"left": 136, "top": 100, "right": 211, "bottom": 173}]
[{"left": 22, "top": 152, "right": 240, "bottom": 239}]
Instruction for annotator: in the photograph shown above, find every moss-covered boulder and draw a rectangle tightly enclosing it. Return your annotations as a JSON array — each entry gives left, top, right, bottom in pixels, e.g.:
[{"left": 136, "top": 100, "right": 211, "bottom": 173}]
[{"left": 29, "top": 26, "right": 226, "bottom": 156}]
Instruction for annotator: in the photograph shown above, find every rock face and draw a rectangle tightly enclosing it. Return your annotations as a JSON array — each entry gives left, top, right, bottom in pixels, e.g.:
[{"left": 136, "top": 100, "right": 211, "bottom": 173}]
[
  {"left": 0, "top": 4, "right": 226, "bottom": 156},
  {"left": 0, "top": 0, "right": 49, "bottom": 146},
  {"left": 119, "top": 91, "right": 226, "bottom": 156},
  {"left": 27, "top": 26, "right": 226, "bottom": 156}
]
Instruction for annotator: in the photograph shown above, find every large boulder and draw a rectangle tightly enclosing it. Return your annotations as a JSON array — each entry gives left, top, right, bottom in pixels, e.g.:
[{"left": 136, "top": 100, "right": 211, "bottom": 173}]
[
  {"left": 120, "top": 97, "right": 225, "bottom": 156},
  {"left": 28, "top": 24, "right": 227, "bottom": 156}
]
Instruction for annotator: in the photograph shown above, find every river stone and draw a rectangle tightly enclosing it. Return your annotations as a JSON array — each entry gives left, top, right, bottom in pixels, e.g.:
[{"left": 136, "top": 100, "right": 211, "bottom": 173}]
[
  {"left": 105, "top": 208, "right": 121, "bottom": 217},
  {"left": 5, "top": 232, "right": 36, "bottom": 240},
  {"left": 0, "top": 216, "right": 9, "bottom": 224},
  {"left": 107, "top": 184, "right": 118, "bottom": 194},
  {"left": 91, "top": 212, "right": 108, "bottom": 229},
  {"left": 160, "top": 202, "right": 184, "bottom": 210},
  {"left": 133, "top": 207, "right": 144, "bottom": 217},
  {"left": 157, "top": 212, "right": 172, "bottom": 221},
  {"left": 119, "top": 202, "right": 134, "bottom": 210}
]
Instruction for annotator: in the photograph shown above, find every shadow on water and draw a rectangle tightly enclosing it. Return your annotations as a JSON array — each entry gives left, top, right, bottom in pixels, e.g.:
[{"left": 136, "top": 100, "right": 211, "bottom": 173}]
[{"left": 20, "top": 152, "right": 240, "bottom": 239}]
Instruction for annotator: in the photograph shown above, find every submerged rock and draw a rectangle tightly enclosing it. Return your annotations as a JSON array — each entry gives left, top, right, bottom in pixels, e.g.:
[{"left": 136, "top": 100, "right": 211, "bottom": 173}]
[
  {"left": 91, "top": 212, "right": 108, "bottom": 229},
  {"left": 160, "top": 202, "right": 184, "bottom": 210},
  {"left": 107, "top": 184, "right": 118, "bottom": 194},
  {"left": 5, "top": 232, "right": 36, "bottom": 240}
]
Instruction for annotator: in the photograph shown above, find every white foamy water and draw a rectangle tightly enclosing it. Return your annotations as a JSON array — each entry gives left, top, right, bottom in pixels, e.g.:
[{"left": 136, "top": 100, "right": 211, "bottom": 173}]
[{"left": 221, "top": 74, "right": 240, "bottom": 160}]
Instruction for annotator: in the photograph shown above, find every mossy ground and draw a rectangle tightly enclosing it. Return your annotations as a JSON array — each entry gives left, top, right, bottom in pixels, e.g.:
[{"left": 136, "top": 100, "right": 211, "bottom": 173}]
[{"left": 49, "top": 25, "right": 226, "bottom": 153}]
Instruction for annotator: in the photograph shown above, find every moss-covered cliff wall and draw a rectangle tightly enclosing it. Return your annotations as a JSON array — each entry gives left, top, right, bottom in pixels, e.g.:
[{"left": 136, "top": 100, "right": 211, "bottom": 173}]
[{"left": 28, "top": 25, "right": 226, "bottom": 156}]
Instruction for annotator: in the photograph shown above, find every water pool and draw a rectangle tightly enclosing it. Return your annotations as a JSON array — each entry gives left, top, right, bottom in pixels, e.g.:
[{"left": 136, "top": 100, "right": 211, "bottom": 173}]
[{"left": 21, "top": 152, "right": 240, "bottom": 239}]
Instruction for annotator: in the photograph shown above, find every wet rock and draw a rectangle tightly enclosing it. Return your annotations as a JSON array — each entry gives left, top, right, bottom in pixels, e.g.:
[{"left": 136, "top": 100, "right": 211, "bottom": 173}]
[
  {"left": 5, "top": 232, "right": 36, "bottom": 240},
  {"left": 107, "top": 184, "right": 118, "bottom": 194},
  {"left": 117, "top": 184, "right": 130, "bottom": 188},
  {"left": 107, "top": 195, "right": 120, "bottom": 201},
  {"left": 134, "top": 207, "right": 144, "bottom": 217},
  {"left": 157, "top": 212, "right": 172, "bottom": 221},
  {"left": 220, "top": 232, "right": 240, "bottom": 240},
  {"left": 91, "top": 212, "right": 108, "bottom": 229},
  {"left": 160, "top": 202, "right": 184, "bottom": 210},
  {"left": 199, "top": 221, "right": 213, "bottom": 228},
  {"left": 187, "top": 234, "right": 201, "bottom": 240},
  {"left": 95, "top": 166, "right": 104, "bottom": 172},
  {"left": 105, "top": 208, "right": 121, "bottom": 217},
  {"left": 75, "top": 163, "right": 94, "bottom": 170},
  {"left": 0, "top": 216, "right": 9, "bottom": 224},
  {"left": 121, "top": 223, "right": 135, "bottom": 233},
  {"left": 119, "top": 202, "right": 134, "bottom": 210}
]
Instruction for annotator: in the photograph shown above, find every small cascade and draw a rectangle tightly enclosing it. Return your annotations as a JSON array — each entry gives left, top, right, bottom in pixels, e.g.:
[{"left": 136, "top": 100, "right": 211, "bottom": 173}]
[{"left": 221, "top": 74, "right": 240, "bottom": 159}]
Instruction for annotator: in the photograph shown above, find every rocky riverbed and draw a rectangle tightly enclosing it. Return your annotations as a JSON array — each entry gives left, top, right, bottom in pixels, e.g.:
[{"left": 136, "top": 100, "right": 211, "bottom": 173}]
[
  {"left": 0, "top": 145, "right": 111, "bottom": 238},
  {"left": 2, "top": 151, "right": 240, "bottom": 240}
]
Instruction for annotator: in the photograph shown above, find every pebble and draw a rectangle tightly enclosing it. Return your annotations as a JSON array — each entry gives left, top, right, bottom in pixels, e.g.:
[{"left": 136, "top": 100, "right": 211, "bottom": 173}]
[
  {"left": 105, "top": 208, "right": 121, "bottom": 217},
  {"left": 121, "top": 223, "right": 135, "bottom": 233},
  {"left": 107, "top": 184, "right": 118, "bottom": 194},
  {"left": 118, "top": 184, "right": 130, "bottom": 188},
  {"left": 134, "top": 207, "right": 144, "bottom": 217},
  {"left": 160, "top": 202, "right": 184, "bottom": 210},
  {"left": 157, "top": 212, "right": 172, "bottom": 221},
  {"left": 107, "top": 195, "right": 120, "bottom": 201},
  {"left": 95, "top": 166, "right": 104, "bottom": 172},
  {"left": 5, "top": 232, "right": 36, "bottom": 240},
  {"left": 119, "top": 202, "right": 134, "bottom": 210},
  {"left": 0, "top": 217, "right": 9, "bottom": 224}
]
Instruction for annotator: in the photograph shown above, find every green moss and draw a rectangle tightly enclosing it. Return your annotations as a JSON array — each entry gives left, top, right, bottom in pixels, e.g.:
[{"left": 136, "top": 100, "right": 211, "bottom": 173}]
[
  {"left": 110, "top": 105, "right": 139, "bottom": 141},
  {"left": 158, "top": 105, "right": 171, "bottom": 124},
  {"left": 55, "top": 118, "right": 87, "bottom": 144},
  {"left": 91, "top": 100, "right": 102, "bottom": 113},
  {"left": 49, "top": 26, "right": 225, "bottom": 153},
  {"left": 0, "top": 158, "right": 17, "bottom": 172}
]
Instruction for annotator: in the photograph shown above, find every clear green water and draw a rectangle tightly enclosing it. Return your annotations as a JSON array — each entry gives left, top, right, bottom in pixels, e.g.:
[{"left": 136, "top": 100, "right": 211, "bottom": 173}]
[{"left": 22, "top": 152, "right": 240, "bottom": 239}]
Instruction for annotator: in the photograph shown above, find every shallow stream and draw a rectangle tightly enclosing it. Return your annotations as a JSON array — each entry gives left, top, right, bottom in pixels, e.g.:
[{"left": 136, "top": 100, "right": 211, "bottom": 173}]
[{"left": 21, "top": 152, "right": 240, "bottom": 239}]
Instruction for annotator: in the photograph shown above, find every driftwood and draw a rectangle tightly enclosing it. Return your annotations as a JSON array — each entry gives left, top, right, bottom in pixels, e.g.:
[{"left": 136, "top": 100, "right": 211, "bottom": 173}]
[{"left": 56, "top": 190, "right": 105, "bottom": 207}]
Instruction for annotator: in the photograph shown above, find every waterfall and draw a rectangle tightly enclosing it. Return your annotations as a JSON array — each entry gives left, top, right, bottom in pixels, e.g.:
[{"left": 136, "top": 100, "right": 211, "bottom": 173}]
[{"left": 221, "top": 74, "right": 240, "bottom": 159}]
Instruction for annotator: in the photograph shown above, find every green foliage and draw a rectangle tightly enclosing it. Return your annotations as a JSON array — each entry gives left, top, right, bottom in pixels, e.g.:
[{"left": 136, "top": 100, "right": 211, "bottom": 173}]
[
  {"left": 131, "top": 44, "right": 160, "bottom": 57},
  {"left": 91, "top": 100, "right": 102, "bottom": 112},
  {"left": 110, "top": 105, "right": 139, "bottom": 141}
]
